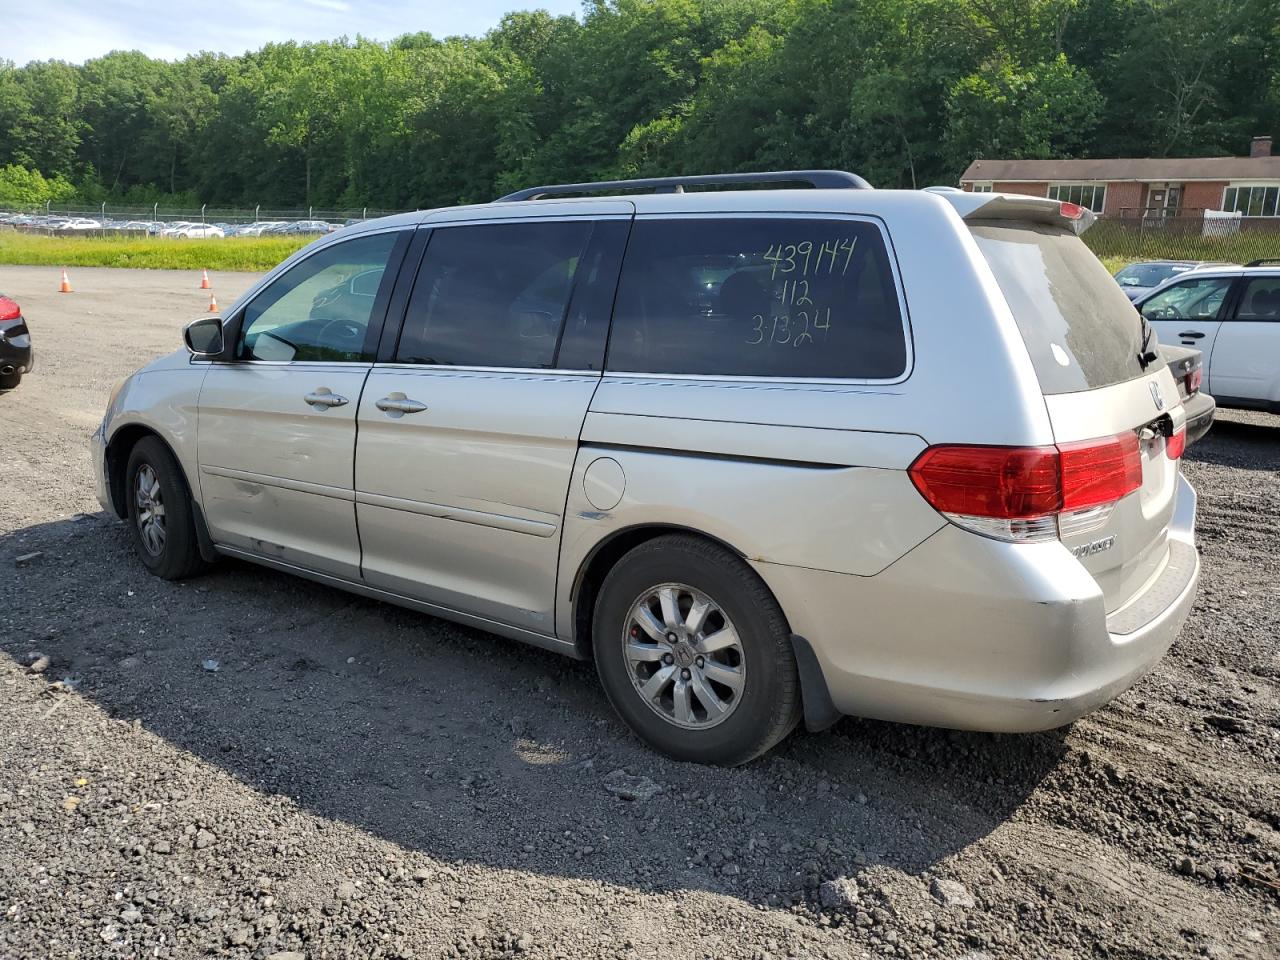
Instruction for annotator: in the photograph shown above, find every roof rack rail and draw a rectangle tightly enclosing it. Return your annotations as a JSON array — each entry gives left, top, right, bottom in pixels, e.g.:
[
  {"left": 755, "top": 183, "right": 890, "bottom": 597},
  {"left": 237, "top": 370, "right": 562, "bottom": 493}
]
[
  {"left": 496, "top": 169, "right": 872, "bottom": 202},
  {"left": 1244, "top": 258, "right": 1280, "bottom": 267}
]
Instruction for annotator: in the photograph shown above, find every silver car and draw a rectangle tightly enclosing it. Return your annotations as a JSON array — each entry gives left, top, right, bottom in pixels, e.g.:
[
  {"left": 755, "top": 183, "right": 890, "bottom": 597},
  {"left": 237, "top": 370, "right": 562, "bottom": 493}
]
[{"left": 92, "top": 171, "right": 1199, "bottom": 765}]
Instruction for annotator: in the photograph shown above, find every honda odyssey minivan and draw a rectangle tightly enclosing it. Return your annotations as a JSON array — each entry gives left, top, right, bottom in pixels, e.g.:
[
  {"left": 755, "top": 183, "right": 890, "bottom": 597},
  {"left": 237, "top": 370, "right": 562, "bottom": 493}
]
[{"left": 92, "top": 171, "right": 1199, "bottom": 765}]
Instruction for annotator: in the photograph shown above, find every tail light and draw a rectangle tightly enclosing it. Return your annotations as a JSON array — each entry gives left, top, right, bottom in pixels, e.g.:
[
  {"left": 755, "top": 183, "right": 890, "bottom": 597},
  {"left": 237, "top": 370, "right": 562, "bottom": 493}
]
[
  {"left": 0, "top": 296, "right": 19, "bottom": 321},
  {"left": 908, "top": 432, "right": 1142, "bottom": 542},
  {"left": 1166, "top": 425, "right": 1186, "bottom": 460},
  {"left": 1057, "top": 201, "right": 1097, "bottom": 234},
  {"left": 1185, "top": 367, "right": 1203, "bottom": 394}
]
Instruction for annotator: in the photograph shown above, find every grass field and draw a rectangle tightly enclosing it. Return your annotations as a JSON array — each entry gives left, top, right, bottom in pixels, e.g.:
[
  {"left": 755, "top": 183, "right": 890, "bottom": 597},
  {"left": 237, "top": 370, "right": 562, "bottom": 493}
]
[{"left": 0, "top": 231, "right": 311, "bottom": 271}]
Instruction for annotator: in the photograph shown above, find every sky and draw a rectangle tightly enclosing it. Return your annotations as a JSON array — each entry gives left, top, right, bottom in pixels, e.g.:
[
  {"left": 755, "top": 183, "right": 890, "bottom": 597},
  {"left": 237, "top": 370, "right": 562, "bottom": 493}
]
[{"left": 2, "top": 0, "right": 585, "bottom": 65}]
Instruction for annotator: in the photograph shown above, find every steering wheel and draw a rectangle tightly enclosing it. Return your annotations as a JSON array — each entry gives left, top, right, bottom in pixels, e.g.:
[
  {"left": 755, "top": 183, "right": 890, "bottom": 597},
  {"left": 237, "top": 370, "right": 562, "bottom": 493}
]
[{"left": 316, "top": 318, "right": 365, "bottom": 346}]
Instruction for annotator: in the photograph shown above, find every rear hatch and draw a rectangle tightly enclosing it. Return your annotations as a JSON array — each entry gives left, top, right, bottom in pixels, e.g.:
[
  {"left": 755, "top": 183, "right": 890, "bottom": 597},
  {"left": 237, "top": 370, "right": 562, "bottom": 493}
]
[{"left": 964, "top": 200, "right": 1183, "bottom": 614}]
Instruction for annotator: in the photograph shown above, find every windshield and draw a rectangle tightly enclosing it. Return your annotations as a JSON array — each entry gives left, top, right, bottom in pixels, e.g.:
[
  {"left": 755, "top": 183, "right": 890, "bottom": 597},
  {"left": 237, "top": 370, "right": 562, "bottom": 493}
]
[
  {"left": 971, "top": 221, "right": 1156, "bottom": 395},
  {"left": 1114, "top": 263, "right": 1190, "bottom": 287}
]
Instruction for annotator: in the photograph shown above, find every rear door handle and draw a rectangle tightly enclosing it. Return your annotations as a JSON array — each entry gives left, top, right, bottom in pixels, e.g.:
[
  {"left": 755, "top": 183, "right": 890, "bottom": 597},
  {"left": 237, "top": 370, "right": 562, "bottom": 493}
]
[
  {"left": 1177, "top": 331, "right": 1205, "bottom": 339},
  {"left": 304, "top": 389, "right": 348, "bottom": 408},
  {"left": 375, "top": 393, "right": 428, "bottom": 416}
]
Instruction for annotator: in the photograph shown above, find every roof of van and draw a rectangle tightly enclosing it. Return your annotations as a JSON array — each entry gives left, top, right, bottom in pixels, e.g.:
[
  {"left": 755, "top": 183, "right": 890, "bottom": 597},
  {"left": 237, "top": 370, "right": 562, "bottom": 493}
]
[{"left": 341, "top": 185, "right": 1081, "bottom": 234}]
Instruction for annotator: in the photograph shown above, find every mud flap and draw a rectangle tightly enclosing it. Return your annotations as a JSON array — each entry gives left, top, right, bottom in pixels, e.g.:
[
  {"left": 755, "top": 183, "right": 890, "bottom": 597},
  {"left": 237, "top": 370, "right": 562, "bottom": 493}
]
[
  {"left": 191, "top": 502, "right": 222, "bottom": 564},
  {"left": 790, "top": 634, "right": 841, "bottom": 732}
]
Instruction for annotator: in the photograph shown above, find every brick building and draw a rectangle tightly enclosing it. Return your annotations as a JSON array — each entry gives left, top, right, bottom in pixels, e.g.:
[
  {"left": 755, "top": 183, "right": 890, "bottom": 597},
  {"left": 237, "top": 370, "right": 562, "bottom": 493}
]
[{"left": 958, "top": 136, "right": 1280, "bottom": 219}]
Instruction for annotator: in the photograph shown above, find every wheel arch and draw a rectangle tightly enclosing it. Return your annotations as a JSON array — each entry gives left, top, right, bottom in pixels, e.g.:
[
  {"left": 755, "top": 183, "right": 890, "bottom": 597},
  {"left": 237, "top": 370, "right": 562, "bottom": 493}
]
[
  {"left": 568, "top": 523, "right": 753, "bottom": 660},
  {"left": 105, "top": 423, "right": 172, "bottom": 519},
  {"left": 569, "top": 523, "right": 840, "bottom": 733},
  {"left": 104, "top": 422, "right": 219, "bottom": 563}
]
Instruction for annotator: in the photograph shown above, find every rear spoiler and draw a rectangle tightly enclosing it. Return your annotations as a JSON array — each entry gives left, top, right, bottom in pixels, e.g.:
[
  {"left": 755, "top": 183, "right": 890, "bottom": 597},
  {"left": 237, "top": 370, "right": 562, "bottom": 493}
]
[{"left": 924, "top": 187, "right": 1097, "bottom": 234}]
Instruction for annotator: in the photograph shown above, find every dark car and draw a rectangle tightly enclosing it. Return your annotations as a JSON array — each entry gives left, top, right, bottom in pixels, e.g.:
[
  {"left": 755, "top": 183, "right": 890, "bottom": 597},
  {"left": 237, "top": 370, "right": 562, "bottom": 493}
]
[
  {"left": 1113, "top": 261, "right": 1234, "bottom": 302},
  {"left": 0, "top": 293, "right": 32, "bottom": 390},
  {"left": 1161, "top": 343, "right": 1214, "bottom": 446}
]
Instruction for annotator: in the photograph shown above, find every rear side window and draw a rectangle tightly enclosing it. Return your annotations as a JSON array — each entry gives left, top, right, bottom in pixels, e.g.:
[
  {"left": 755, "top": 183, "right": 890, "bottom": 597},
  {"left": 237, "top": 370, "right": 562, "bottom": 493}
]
[
  {"left": 970, "top": 222, "right": 1151, "bottom": 395},
  {"left": 396, "top": 220, "right": 592, "bottom": 368},
  {"left": 606, "top": 217, "right": 906, "bottom": 379},
  {"left": 1234, "top": 276, "right": 1280, "bottom": 320}
]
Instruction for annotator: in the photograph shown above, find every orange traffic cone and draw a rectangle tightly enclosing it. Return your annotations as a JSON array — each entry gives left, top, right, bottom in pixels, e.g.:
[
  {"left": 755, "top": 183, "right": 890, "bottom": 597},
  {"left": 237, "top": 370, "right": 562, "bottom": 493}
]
[
  {"left": 58, "top": 268, "right": 73, "bottom": 293},
  {"left": 206, "top": 292, "right": 218, "bottom": 313},
  {"left": 199, "top": 269, "right": 211, "bottom": 290}
]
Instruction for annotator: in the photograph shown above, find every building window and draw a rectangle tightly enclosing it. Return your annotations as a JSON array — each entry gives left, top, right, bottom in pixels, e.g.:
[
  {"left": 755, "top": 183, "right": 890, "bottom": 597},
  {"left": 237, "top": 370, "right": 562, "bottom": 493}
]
[
  {"left": 1223, "top": 184, "right": 1280, "bottom": 217},
  {"left": 1047, "top": 183, "right": 1107, "bottom": 213},
  {"left": 971, "top": 182, "right": 993, "bottom": 193}
]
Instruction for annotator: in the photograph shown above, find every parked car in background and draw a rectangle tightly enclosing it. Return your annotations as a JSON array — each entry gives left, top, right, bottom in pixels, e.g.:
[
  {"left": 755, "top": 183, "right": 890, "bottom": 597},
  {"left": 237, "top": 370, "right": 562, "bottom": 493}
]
[
  {"left": 59, "top": 217, "right": 103, "bottom": 232},
  {"left": 1137, "top": 261, "right": 1280, "bottom": 414},
  {"left": 1161, "top": 343, "right": 1215, "bottom": 445},
  {"left": 0, "top": 292, "right": 33, "bottom": 390},
  {"left": 161, "top": 223, "right": 225, "bottom": 239},
  {"left": 236, "top": 221, "right": 287, "bottom": 236},
  {"left": 92, "top": 175, "right": 1199, "bottom": 764},
  {"left": 1114, "top": 260, "right": 1232, "bottom": 302},
  {"left": 278, "top": 220, "right": 338, "bottom": 235}
]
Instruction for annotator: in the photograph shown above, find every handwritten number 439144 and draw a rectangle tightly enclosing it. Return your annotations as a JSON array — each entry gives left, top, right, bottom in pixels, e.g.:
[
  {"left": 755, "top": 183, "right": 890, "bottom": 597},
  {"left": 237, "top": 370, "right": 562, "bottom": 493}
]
[{"left": 762, "top": 238, "right": 857, "bottom": 279}]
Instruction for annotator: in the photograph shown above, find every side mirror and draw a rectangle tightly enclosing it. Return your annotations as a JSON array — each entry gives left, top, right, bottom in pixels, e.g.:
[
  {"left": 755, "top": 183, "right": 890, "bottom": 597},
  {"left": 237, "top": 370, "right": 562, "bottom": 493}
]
[{"left": 183, "top": 316, "right": 225, "bottom": 358}]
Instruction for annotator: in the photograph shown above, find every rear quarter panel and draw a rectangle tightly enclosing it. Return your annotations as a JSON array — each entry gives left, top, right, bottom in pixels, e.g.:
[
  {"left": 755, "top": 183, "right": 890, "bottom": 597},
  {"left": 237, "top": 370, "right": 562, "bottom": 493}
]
[{"left": 555, "top": 417, "right": 943, "bottom": 641}]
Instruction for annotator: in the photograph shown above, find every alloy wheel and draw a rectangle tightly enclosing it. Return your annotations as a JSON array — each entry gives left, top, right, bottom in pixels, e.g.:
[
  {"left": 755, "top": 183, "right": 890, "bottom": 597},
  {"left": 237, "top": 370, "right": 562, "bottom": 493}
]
[
  {"left": 623, "top": 583, "right": 746, "bottom": 729},
  {"left": 134, "top": 463, "right": 166, "bottom": 557}
]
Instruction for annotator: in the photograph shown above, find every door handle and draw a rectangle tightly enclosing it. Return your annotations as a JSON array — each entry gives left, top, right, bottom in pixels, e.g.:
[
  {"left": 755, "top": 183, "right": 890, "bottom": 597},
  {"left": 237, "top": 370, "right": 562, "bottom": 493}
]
[
  {"left": 304, "top": 389, "right": 348, "bottom": 408},
  {"left": 375, "top": 393, "right": 428, "bottom": 416},
  {"left": 1177, "top": 331, "right": 1205, "bottom": 339}
]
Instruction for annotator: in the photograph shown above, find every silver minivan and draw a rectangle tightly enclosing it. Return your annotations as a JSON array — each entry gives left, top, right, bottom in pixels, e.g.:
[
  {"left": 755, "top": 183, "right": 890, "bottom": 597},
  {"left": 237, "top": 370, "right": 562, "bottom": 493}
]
[{"left": 92, "top": 171, "right": 1200, "bottom": 765}]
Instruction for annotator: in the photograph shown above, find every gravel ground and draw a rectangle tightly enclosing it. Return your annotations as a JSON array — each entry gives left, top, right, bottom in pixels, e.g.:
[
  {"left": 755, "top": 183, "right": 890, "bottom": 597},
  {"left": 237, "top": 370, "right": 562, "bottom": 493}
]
[{"left": 1, "top": 264, "right": 1278, "bottom": 960}]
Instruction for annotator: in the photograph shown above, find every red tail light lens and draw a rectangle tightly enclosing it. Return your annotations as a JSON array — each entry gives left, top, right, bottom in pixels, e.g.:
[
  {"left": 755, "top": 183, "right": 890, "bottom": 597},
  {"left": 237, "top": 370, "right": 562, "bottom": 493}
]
[
  {"left": 1058, "top": 433, "right": 1143, "bottom": 510},
  {"left": 0, "top": 296, "right": 19, "bottom": 321},
  {"left": 1185, "top": 368, "right": 1203, "bottom": 394},
  {"left": 1058, "top": 201, "right": 1086, "bottom": 220},
  {"left": 909, "top": 432, "right": 1144, "bottom": 541},
  {"left": 1166, "top": 426, "right": 1186, "bottom": 460},
  {"left": 907, "top": 445, "right": 1060, "bottom": 518}
]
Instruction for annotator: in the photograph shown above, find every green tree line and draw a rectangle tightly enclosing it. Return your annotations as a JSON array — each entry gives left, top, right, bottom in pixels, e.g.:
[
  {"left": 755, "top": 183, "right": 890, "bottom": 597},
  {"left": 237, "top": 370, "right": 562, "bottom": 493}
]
[{"left": 1, "top": 0, "right": 1276, "bottom": 210}]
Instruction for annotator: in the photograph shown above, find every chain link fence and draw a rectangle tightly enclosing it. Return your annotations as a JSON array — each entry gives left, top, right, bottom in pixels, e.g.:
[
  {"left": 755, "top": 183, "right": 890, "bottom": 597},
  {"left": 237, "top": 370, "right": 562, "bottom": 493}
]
[
  {"left": 1084, "top": 211, "right": 1280, "bottom": 266},
  {"left": 0, "top": 202, "right": 413, "bottom": 239},
  {"left": 5, "top": 201, "right": 1280, "bottom": 266}
]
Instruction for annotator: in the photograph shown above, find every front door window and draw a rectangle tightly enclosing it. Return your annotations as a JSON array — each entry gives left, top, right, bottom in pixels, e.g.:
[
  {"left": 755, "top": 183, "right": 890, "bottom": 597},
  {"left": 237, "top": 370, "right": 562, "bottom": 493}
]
[{"left": 239, "top": 232, "right": 401, "bottom": 363}]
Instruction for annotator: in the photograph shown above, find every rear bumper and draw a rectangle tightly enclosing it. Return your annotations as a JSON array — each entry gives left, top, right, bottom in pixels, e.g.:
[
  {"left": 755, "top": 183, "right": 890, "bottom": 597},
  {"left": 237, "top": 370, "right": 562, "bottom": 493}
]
[
  {"left": 1183, "top": 391, "right": 1215, "bottom": 447},
  {"left": 757, "top": 473, "right": 1200, "bottom": 733},
  {"left": 0, "top": 318, "right": 32, "bottom": 376}
]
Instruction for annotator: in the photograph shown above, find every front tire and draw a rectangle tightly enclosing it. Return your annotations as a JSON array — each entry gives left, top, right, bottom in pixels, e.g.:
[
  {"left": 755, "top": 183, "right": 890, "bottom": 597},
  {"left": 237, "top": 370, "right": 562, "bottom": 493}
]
[
  {"left": 593, "top": 534, "right": 801, "bottom": 765},
  {"left": 125, "top": 437, "right": 207, "bottom": 580}
]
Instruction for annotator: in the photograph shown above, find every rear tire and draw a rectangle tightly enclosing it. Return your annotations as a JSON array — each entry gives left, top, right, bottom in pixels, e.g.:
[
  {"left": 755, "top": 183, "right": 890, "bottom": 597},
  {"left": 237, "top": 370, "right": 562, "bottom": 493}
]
[
  {"left": 592, "top": 534, "right": 801, "bottom": 765},
  {"left": 0, "top": 372, "right": 20, "bottom": 390},
  {"left": 125, "top": 436, "right": 208, "bottom": 580}
]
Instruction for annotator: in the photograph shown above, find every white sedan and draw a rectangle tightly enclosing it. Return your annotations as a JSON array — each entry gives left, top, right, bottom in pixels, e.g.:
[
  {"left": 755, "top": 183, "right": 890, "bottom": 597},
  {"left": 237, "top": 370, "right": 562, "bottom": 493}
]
[
  {"left": 164, "top": 223, "right": 225, "bottom": 239},
  {"left": 1138, "top": 261, "right": 1280, "bottom": 414}
]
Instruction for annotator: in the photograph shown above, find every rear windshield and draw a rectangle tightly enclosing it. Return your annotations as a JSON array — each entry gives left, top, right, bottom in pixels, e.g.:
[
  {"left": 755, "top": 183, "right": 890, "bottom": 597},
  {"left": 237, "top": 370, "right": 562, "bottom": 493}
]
[{"left": 971, "top": 222, "right": 1152, "bottom": 395}]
